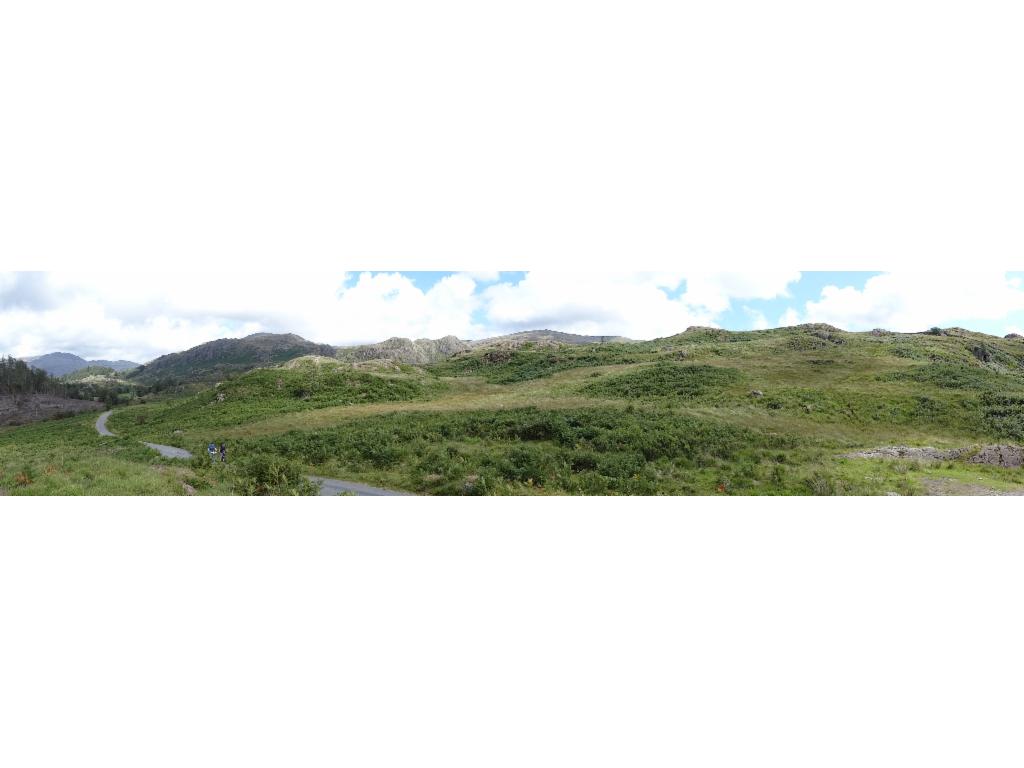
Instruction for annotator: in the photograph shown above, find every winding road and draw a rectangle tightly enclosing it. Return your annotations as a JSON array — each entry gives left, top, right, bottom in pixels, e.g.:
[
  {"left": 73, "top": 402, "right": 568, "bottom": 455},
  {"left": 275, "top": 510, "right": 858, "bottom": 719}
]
[{"left": 95, "top": 411, "right": 411, "bottom": 497}]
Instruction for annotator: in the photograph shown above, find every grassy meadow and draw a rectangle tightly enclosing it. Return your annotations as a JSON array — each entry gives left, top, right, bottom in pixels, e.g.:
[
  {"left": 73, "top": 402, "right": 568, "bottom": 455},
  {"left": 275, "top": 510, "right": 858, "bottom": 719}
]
[{"left": 4, "top": 325, "right": 1024, "bottom": 495}]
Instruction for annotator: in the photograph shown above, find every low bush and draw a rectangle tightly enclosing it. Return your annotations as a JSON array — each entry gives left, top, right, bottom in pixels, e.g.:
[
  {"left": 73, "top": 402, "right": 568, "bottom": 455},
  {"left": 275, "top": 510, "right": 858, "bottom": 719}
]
[
  {"left": 231, "top": 453, "right": 318, "bottom": 496},
  {"left": 237, "top": 406, "right": 797, "bottom": 495},
  {"left": 109, "top": 364, "right": 445, "bottom": 438},
  {"left": 581, "top": 362, "right": 743, "bottom": 400},
  {"left": 430, "top": 344, "right": 655, "bottom": 383}
]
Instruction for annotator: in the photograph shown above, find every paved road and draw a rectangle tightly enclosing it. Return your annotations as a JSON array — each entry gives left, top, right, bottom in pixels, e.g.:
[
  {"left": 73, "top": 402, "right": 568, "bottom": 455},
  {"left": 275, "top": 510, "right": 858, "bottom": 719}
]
[
  {"left": 95, "top": 410, "right": 410, "bottom": 497},
  {"left": 95, "top": 410, "right": 114, "bottom": 436},
  {"left": 308, "top": 475, "right": 413, "bottom": 497},
  {"left": 143, "top": 442, "right": 195, "bottom": 460}
]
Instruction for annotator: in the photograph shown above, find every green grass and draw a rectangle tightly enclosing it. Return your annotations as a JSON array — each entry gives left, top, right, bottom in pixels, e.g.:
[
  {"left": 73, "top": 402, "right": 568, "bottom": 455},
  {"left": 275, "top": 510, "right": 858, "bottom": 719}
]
[
  {"left": 232, "top": 405, "right": 803, "bottom": 496},
  {"left": 0, "top": 413, "right": 233, "bottom": 496},
  {"left": 879, "top": 363, "right": 1024, "bottom": 391},
  {"left": 108, "top": 360, "right": 447, "bottom": 447},
  {"left": 581, "top": 361, "right": 744, "bottom": 400},
  {"left": 429, "top": 342, "right": 658, "bottom": 383},
  {"left": 8, "top": 324, "right": 1024, "bottom": 495}
]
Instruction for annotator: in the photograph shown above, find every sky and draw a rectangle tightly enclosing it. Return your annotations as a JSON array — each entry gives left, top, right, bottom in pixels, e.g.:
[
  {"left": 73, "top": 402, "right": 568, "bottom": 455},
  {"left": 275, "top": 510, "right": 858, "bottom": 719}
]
[{"left": 3, "top": 271, "right": 1024, "bottom": 363}]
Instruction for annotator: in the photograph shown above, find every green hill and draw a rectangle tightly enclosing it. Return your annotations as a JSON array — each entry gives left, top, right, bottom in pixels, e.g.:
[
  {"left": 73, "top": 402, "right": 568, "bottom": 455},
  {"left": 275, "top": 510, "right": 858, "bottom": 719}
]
[
  {"left": 128, "top": 333, "right": 337, "bottom": 387},
  {"left": 7, "top": 324, "right": 1024, "bottom": 496},
  {"left": 110, "top": 356, "right": 446, "bottom": 449},
  {"left": 61, "top": 365, "right": 119, "bottom": 382}
]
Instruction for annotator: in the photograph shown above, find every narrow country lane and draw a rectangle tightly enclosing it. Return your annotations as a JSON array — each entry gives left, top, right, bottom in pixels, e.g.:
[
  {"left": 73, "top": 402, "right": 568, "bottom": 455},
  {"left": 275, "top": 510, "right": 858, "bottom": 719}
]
[{"left": 95, "top": 411, "right": 412, "bottom": 497}]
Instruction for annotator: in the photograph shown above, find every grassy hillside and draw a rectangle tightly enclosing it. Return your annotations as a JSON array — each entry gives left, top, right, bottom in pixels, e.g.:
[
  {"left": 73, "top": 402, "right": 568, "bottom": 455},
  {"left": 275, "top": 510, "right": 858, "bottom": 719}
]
[
  {"left": 432, "top": 341, "right": 657, "bottom": 383},
  {"left": 0, "top": 413, "right": 233, "bottom": 495},
  {"left": 62, "top": 365, "right": 120, "bottom": 382},
  {"left": 8, "top": 324, "right": 1024, "bottom": 496},
  {"left": 109, "top": 357, "right": 446, "bottom": 449},
  {"left": 128, "top": 333, "right": 336, "bottom": 386}
]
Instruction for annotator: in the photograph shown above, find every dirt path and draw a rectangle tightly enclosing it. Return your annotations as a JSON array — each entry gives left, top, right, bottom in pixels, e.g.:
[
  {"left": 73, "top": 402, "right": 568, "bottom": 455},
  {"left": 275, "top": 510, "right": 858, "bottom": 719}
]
[{"left": 96, "top": 411, "right": 409, "bottom": 497}]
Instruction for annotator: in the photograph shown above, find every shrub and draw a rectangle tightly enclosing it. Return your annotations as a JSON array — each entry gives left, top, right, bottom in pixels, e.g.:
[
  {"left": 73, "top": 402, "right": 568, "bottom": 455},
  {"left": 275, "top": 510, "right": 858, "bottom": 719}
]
[
  {"left": 806, "top": 474, "right": 839, "bottom": 495},
  {"left": 429, "top": 343, "right": 654, "bottom": 383},
  {"left": 499, "top": 446, "right": 555, "bottom": 484},
  {"left": 232, "top": 454, "right": 317, "bottom": 496},
  {"left": 350, "top": 432, "right": 402, "bottom": 468},
  {"left": 581, "top": 362, "right": 743, "bottom": 400},
  {"left": 234, "top": 406, "right": 793, "bottom": 495}
]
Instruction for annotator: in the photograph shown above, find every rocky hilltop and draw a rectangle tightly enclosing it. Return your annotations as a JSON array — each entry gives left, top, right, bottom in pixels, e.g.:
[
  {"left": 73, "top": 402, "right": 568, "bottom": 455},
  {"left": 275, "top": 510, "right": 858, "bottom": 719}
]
[
  {"left": 335, "top": 335, "right": 471, "bottom": 365},
  {"left": 332, "top": 330, "right": 631, "bottom": 365},
  {"left": 470, "top": 329, "right": 632, "bottom": 349}
]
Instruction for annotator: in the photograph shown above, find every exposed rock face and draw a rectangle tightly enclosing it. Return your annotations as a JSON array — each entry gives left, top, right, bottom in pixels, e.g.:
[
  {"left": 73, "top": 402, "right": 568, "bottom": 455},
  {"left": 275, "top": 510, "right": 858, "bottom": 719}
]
[
  {"left": 470, "top": 330, "right": 632, "bottom": 349},
  {"left": 795, "top": 323, "right": 844, "bottom": 333},
  {"left": 970, "top": 344, "right": 994, "bottom": 363},
  {"left": 681, "top": 326, "right": 731, "bottom": 340},
  {"left": 844, "top": 444, "right": 1024, "bottom": 468},
  {"left": 921, "top": 478, "right": 1024, "bottom": 496},
  {"left": 810, "top": 329, "right": 846, "bottom": 344},
  {"left": 843, "top": 446, "right": 968, "bottom": 461},
  {"left": 335, "top": 329, "right": 632, "bottom": 365},
  {"left": 967, "top": 445, "right": 1024, "bottom": 468},
  {"left": 484, "top": 349, "right": 514, "bottom": 364},
  {"left": 335, "top": 335, "right": 471, "bottom": 365}
]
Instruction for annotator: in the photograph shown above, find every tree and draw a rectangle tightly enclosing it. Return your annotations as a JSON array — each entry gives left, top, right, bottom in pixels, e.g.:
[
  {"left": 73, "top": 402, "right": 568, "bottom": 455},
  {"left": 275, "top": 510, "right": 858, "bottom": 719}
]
[{"left": 0, "top": 356, "right": 72, "bottom": 397}]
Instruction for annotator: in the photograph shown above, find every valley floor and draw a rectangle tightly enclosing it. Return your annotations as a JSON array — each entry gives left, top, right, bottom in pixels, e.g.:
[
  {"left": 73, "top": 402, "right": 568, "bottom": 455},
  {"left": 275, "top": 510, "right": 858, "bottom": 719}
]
[{"left": 6, "top": 325, "right": 1024, "bottom": 496}]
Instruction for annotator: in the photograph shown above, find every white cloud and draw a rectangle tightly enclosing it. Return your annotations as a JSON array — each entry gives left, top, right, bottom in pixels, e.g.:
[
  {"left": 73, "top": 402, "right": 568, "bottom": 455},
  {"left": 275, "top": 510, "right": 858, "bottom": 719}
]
[
  {"left": 0, "top": 271, "right": 486, "bottom": 361},
  {"left": 778, "top": 308, "right": 802, "bottom": 327},
  {"left": 330, "top": 272, "right": 486, "bottom": 343},
  {"left": 460, "top": 271, "right": 501, "bottom": 283},
  {"left": 799, "top": 272, "right": 1024, "bottom": 332},
  {"left": 0, "top": 270, "right": 808, "bottom": 360},
  {"left": 481, "top": 272, "right": 710, "bottom": 340},
  {"left": 743, "top": 307, "right": 770, "bottom": 330},
  {"left": 681, "top": 271, "right": 801, "bottom": 313},
  {"left": 480, "top": 271, "right": 799, "bottom": 339}
]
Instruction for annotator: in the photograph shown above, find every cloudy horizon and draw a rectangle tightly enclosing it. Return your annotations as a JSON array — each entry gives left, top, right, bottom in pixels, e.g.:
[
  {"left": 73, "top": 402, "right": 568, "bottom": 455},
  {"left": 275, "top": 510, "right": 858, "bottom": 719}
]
[{"left": 3, "top": 271, "right": 1024, "bottom": 363}]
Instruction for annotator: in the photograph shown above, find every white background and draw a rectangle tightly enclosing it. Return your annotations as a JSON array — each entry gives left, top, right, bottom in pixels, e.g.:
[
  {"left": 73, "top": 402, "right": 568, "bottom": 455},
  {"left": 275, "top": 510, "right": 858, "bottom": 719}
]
[{"left": 3, "top": 0, "right": 1024, "bottom": 766}]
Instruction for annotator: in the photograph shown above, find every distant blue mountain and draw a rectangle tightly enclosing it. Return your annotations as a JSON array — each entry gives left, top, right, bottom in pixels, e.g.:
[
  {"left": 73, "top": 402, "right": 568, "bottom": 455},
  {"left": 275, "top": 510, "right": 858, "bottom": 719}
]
[{"left": 24, "top": 352, "right": 139, "bottom": 377}]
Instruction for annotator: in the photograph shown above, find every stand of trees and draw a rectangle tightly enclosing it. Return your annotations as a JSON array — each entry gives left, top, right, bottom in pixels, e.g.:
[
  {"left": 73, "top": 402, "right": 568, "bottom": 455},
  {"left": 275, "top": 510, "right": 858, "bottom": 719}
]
[
  {"left": 1, "top": 356, "right": 150, "bottom": 408},
  {"left": 0, "top": 356, "right": 72, "bottom": 396}
]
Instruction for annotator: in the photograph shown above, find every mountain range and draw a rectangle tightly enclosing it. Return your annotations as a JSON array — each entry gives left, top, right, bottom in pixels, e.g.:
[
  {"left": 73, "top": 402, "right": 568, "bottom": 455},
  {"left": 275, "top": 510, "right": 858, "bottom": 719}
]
[
  {"left": 117, "top": 330, "right": 631, "bottom": 384},
  {"left": 24, "top": 352, "right": 140, "bottom": 378},
  {"left": 8, "top": 322, "right": 1024, "bottom": 497}
]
